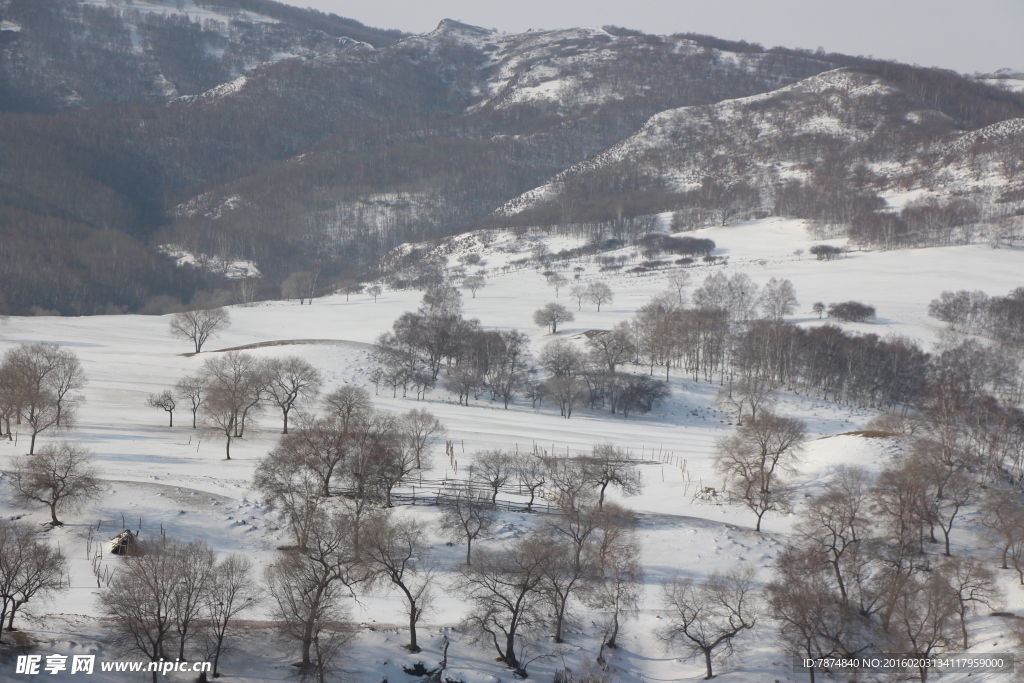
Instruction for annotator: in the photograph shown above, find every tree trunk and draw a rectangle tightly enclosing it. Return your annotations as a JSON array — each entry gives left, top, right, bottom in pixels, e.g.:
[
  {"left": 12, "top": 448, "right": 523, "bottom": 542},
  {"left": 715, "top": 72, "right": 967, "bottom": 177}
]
[
  {"left": 301, "top": 620, "right": 315, "bottom": 669},
  {"left": 168, "top": 411, "right": 173, "bottom": 427},
  {"left": 703, "top": 648, "right": 714, "bottom": 679},
  {"left": 553, "top": 598, "right": 566, "bottom": 643},
  {"left": 503, "top": 630, "right": 518, "bottom": 670},
  {"left": 225, "top": 435, "right": 232, "bottom": 460},
  {"left": 466, "top": 536, "right": 473, "bottom": 566},
  {"left": 50, "top": 501, "right": 61, "bottom": 526},
  {"left": 605, "top": 611, "right": 620, "bottom": 649},
  {"left": 7, "top": 602, "right": 19, "bottom": 630},
  {"left": 408, "top": 604, "right": 419, "bottom": 652},
  {"left": 213, "top": 636, "right": 224, "bottom": 677},
  {"left": 282, "top": 408, "right": 290, "bottom": 435}
]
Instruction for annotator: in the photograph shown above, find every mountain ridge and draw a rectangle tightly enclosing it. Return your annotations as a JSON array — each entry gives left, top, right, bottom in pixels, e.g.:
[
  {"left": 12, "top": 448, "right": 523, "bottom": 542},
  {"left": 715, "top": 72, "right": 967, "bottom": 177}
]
[{"left": 0, "top": 3, "right": 1022, "bottom": 316}]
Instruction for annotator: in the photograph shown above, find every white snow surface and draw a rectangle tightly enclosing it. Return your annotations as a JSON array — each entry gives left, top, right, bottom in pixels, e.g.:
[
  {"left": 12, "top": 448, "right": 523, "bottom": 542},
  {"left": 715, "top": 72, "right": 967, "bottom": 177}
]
[{"left": 1, "top": 219, "right": 1023, "bottom": 681}]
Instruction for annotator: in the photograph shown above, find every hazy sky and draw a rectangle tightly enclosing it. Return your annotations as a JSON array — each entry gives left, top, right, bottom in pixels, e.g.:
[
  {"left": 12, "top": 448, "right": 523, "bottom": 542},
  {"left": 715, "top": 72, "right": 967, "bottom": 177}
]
[{"left": 278, "top": 0, "right": 1022, "bottom": 75}]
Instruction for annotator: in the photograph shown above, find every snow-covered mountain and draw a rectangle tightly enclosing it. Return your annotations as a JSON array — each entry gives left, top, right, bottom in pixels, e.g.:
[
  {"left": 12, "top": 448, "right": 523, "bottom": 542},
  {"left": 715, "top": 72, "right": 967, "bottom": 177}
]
[
  {"left": 1, "top": 5, "right": 1022, "bottom": 317},
  {"left": 496, "top": 67, "right": 1024, "bottom": 234},
  {"left": 0, "top": 0, "right": 399, "bottom": 111}
]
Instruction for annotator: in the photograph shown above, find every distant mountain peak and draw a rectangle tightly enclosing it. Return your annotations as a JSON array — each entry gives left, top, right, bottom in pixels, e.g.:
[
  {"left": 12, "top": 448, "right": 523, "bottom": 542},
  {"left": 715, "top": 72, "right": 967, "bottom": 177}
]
[{"left": 427, "top": 18, "right": 497, "bottom": 45}]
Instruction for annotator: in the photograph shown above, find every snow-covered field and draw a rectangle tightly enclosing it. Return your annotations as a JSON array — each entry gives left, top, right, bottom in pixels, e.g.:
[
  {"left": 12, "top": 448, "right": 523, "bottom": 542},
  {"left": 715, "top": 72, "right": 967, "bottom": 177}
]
[{"left": 1, "top": 218, "right": 1023, "bottom": 682}]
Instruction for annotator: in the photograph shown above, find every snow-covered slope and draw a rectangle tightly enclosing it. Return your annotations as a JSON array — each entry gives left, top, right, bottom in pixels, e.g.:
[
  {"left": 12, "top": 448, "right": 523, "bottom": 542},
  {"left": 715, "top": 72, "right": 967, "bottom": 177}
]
[
  {"left": 1, "top": 219, "right": 1023, "bottom": 681},
  {"left": 499, "top": 68, "right": 1022, "bottom": 218}
]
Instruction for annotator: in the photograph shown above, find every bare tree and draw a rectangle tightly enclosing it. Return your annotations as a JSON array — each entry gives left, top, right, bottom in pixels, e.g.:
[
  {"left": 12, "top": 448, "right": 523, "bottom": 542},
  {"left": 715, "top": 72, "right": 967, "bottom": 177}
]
[
  {"left": 513, "top": 452, "right": 547, "bottom": 512},
  {"left": 439, "top": 490, "right": 496, "bottom": 565},
  {"left": 491, "top": 329, "right": 532, "bottom": 409},
  {"left": 169, "top": 308, "right": 230, "bottom": 353},
  {"left": 937, "top": 556, "right": 1000, "bottom": 650},
  {"left": 547, "top": 273, "right": 569, "bottom": 297},
  {"left": 171, "top": 539, "right": 216, "bottom": 661},
  {"left": 920, "top": 462, "right": 974, "bottom": 556},
  {"left": 534, "top": 303, "right": 575, "bottom": 334},
  {"left": 569, "top": 284, "right": 588, "bottom": 311},
  {"left": 400, "top": 408, "right": 445, "bottom": 469},
  {"left": 544, "top": 376, "right": 590, "bottom": 418},
  {"left": 0, "top": 361, "right": 18, "bottom": 441},
  {"left": 262, "top": 356, "right": 322, "bottom": 434},
  {"left": 472, "top": 449, "right": 515, "bottom": 503},
  {"left": 175, "top": 375, "right": 207, "bottom": 429},
  {"left": 539, "top": 338, "right": 586, "bottom": 378},
  {"left": 980, "top": 487, "right": 1024, "bottom": 569},
  {"left": 363, "top": 515, "right": 436, "bottom": 652},
  {"left": 766, "top": 544, "right": 868, "bottom": 683},
  {"left": 462, "top": 275, "right": 486, "bottom": 298},
  {"left": 591, "top": 535, "right": 643, "bottom": 662},
  {"left": 147, "top": 390, "right": 177, "bottom": 427},
  {"left": 200, "top": 351, "right": 267, "bottom": 458},
  {"left": 872, "top": 460, "right": 932, "bottom": 616},
  {"left": 666, "top": 270, "right": 691, "bottom": 301},
  {"left": 660, "top": 568, "right": 760, "bottom": 680},
  {"left": 367, "top": 284, "right": 382, "bottom": 302},
  {"left": 282, "top": 270, "right": 319, "bottom": 304},
  {"left": 828, "top": 301, "right": 876, "bottom": 322},
  {"left": 794, "top": 466, "right": 871, "bottom": 609},
  {"left": 204, "top": 554, "right": 260, "bottom": 679},
  {"left": 457, "top": 533, "right": 551, "bottom": 676},
  {"left": 716, "top": 375, "right": 775, "bottom": 425},
  {"left": 10, "top": 442, "right": 102, "bottom": 526},
  {"left": 812, "top": 302, "right": 826, "bottom": 318},
  {"left": 50, "top": 349, "right": 86, "bottom": 427},
  {"left": 323, "top": 385, "right": 372, "bottom": 431},
  {"left": 2, "top": 343, "right": 84, "bottom": 454},
  {"left": 374, "top": 428, "right": 418, "bottom": 509},
  {"left": 0, "top": 520, "right": 67, "bottom": 642},
  {"left": 760, "top": 278, "right": 799, "bottom": 320},
  {"left": 586, "top": 282, "right": 614, "bottom": 312},
  {"left": 254, "top": 430, "right": 335, "bottom": 549},
  {"left": 100, "top": 539, "right": 186, "bottom": 683},
  {"left": 235, "top": 276, "right": 260, "bottom": 306},
  {"left": 264, "top": 513, "right": 359, "bottom": 681},
  {"left": 586, "top": 322, "right": 635, "bottom": 373},
  {"left": 714, "top": 411, "right": 806, "bottom": 531},
  {"left": 886, "top": 573, "right": 959, "bottom": 683},
  {"left": 203, "top": 389, "right": 242, "bottom": 460},
  {"left": 579, "top": 444, "right": 643, "bottom": 508},
  {"left": 21, "top": 391, "right": 60, "bottom": 456},
  {"left": 542, "top": 491, "right": 631, "bottom": 644}
]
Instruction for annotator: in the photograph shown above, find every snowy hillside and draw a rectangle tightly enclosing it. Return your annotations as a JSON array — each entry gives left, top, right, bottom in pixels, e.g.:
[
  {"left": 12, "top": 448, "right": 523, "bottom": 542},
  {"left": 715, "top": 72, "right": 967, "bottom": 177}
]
[
  {"left": 1, "top": 218, "right": 1023, "bottom": 681},
  {"left": 497, "top": 68, "right": 1024, "bottom": 230}
]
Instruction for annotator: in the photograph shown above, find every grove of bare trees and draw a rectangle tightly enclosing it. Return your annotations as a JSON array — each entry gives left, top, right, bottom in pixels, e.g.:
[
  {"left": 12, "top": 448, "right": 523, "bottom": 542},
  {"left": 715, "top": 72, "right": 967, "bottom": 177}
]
[
  {"left": 101, "top": 538, "right": 256, "bottom": 683},
  {"left": 0, "top": 342, "right": 86, "bottom": 453}
]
